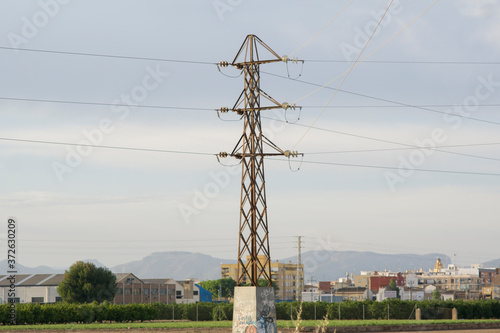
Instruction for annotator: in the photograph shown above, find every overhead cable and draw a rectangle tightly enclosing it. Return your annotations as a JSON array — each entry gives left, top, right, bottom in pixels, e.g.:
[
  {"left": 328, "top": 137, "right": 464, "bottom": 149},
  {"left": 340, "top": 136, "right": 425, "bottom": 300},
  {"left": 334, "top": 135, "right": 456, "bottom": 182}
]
[{"left": 0, "top": 46, "right": 216, "bottom": 65}]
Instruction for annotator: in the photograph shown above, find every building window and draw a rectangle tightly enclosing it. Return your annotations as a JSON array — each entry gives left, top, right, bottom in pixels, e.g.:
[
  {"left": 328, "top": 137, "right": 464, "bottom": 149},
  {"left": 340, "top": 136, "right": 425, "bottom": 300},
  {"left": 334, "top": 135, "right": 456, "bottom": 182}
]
[
  {"left": 117, "top": 288, "right": 123, "bottom": 295},
  {"left": 193, "top": 290, "right": 199, "bottom": 296},
  {"left": 176, "top": 290, "right": 182, "bottom": 299},
  {"left": 8, "top": 298, "right": 20, "bottom": 303},
  {"left": 125, "top": 288, "right": 132, "bottom": 295},
  {"left": 133, "top": 288, "right": 141, "bottom": 295},
  {"left": 32, "top": 297, "right": 44, "bottom": 303},
  {"left": 55, "top": 297, "right": 63, "bottom": 302}
]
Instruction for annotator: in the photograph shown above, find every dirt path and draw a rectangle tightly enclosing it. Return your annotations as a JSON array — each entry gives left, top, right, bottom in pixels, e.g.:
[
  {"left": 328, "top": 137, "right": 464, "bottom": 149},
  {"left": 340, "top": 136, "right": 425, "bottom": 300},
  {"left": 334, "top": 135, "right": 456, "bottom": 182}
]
[{"left": 5, "top": 323, "right": 500, "bottom": 333}]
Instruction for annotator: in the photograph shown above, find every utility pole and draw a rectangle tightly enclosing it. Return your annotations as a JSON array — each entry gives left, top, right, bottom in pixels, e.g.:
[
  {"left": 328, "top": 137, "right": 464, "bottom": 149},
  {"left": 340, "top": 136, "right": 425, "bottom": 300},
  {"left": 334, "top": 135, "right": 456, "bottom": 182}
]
[
  {"left": 218, "top": 35, "right": 300, "bottom": 287},
  {"left": 296, "top": 236, "right": 302, "bottom": 301}
]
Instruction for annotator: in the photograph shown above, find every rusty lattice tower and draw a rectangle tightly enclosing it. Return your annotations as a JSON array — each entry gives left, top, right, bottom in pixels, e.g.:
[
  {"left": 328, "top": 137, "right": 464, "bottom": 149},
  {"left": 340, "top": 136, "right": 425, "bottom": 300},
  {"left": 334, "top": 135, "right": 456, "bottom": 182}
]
[{"left": 218, "top": 35, "right": 300, "bottom": 286}]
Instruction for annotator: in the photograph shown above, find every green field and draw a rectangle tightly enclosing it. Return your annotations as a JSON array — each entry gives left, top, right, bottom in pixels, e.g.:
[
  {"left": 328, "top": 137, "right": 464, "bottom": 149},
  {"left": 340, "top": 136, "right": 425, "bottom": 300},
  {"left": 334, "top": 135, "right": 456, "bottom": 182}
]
[{"left": 1, "top": 319, "right": 500, "bottom": 330}]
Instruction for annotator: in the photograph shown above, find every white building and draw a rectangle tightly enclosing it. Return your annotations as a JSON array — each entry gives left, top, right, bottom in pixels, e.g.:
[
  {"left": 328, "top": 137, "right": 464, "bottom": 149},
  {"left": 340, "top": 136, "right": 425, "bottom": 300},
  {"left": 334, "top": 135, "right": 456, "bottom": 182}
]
[
  {"left": 376, "top": 287, "right": 397, "bottom": 301},
  {"left": 302, "top": 284, "right": 320, "bottom": 302},
  {"left": 0, "top": 274, "right": 63, "bottom": 304},
  {"left": 1, "top": 273, "right": 201, "bottom": 304},
  {"left": 302, "top": 292, "right": 320, "bottom": 302},
  {"left": 400, "top": 288, "right": 424, "bottom": 301},
  {"left": 405, "top": 274, "right": 419, "bottom": 288}
]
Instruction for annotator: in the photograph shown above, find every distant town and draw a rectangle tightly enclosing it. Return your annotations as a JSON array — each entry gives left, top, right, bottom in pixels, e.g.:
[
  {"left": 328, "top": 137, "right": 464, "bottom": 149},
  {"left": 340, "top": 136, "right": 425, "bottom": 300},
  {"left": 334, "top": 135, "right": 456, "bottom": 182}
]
[{"left": 2, "top": 257, "right": 499, "bottom": 305}]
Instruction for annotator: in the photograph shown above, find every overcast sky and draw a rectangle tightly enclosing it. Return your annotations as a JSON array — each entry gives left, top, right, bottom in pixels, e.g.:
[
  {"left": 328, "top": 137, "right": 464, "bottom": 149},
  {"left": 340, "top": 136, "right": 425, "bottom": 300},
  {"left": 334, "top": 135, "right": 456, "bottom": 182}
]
[{"left": 1, "top": 0, "right": 499, "bottom": 271}]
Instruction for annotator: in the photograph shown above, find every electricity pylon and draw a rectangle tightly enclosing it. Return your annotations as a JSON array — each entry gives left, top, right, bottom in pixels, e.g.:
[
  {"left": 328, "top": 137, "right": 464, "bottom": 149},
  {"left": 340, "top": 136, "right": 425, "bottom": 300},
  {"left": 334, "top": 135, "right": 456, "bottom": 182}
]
[{"left": 218, "top": 35, "right": 301, "bottom": 287}]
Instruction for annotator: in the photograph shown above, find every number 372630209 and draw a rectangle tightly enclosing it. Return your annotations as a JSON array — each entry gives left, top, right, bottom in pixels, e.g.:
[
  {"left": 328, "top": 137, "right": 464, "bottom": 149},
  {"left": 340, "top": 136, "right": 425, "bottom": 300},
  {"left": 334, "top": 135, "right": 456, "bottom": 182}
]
[{"left": 7, "top": 219, "right": 16, "bottom": 266}]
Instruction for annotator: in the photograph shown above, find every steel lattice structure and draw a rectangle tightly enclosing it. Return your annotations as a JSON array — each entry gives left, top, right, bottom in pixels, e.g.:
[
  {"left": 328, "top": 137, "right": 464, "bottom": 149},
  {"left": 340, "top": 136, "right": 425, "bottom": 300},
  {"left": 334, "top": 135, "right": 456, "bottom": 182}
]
[{"left": 218, "top": 35, "right": 300, "bottom": 286}]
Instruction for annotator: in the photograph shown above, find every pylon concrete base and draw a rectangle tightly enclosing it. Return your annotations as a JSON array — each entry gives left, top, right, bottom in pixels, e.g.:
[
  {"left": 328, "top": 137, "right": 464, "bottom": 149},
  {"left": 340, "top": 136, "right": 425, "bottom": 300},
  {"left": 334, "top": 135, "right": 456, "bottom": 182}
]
[{"left": 232, "top": 286, "right": 277, "bottom": 333}]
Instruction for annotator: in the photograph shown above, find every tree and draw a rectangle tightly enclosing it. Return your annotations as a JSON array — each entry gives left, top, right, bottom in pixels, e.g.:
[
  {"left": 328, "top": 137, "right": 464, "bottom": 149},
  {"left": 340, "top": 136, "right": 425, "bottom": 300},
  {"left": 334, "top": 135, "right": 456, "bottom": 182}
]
[
  {"left": 257, "top": 279, "right": 279, "bottom": 292},
  {"left": 432, "top": 288, "right": 441, "bottom": 301},
  {"left": 386, "top": 278, "right": 400, "bottom": 299},
  {"left": 200, "top": 278, "right": 280, "bottom": 300},
  {"left": 58, "top": 261, "right": 117, "bottom": 303},
  {"left": 199, "top": 278, "right": 237, "bottom": 300},
  {"left": 243, "top": 279, "right": 279, "bottom": 296}
]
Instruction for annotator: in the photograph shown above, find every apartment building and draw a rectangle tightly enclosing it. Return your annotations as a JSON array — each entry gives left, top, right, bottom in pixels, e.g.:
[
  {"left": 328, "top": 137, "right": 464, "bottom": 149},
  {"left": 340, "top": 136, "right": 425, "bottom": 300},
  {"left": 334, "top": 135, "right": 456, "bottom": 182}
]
[{"left": 221, "top": 255, "right": 304, "bottom": 301}]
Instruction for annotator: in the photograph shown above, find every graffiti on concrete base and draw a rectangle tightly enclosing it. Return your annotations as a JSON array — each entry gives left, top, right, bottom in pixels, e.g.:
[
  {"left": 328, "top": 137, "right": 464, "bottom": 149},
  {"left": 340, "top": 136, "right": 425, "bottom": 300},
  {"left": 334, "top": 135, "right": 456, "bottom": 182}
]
[{"left": 241, "top": 304, "right": 277, "bottom": 333}]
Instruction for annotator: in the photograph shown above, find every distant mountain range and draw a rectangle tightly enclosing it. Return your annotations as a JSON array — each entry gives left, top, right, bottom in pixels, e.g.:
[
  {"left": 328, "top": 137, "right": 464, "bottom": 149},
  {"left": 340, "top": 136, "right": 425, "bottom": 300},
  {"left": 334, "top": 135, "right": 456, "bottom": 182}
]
[
  {"left": 0, "top": 258, "right": 108, "bottom": 275},
  {"left": 0, "top": 261, "right": 61, "bottom": 275},
  {"left": 4, "top": 251, "right": 497, "bottom": 282},
  {"left": 111, "top": 251, "right": 453, "bottom": 281},
  {"left": 112, "top": 252, "right": 236, "bottom": 280},
  {"left": 483, "top": 258, "right": 500, "bottom": 268}
]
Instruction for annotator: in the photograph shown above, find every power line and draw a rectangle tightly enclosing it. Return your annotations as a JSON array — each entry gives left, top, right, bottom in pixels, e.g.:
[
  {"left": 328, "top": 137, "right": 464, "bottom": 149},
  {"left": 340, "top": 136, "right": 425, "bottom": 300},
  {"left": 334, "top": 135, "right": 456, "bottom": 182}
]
[
  {"left": 2, "top": 113, "right": 498, "bottom": 164},
  {"left": 291, "top": 0, "right": 442, "bottom": 104},
  {"left": 3, "top": 95, "right": 498, "bottom": 112},
  {"left": 2, "top": 95, "right": 498, "bottom": 112},
  {"left": 306, "top": 142, "right": 500, "bottom": 155},
  {"left": 302, "top": 104, "right": 500, "bottom": 109},
  {"left": 304, "top": 60, "right": 500, "bottom": 65},
  {"left": 3, "top": 123, "right": 499, "bottom": 165},
  {"left": 16, "top": 236, "right": 295, "bottom": 243},
  {"left": 0, "top": 45, "right": 216, "bottom": 65},
  {"left": 262, "top": 116, "right": 500, "bottom": 163},
  {"left": 0, "top": 96, "right": 215, "bottom": 111},
  {"left": 292, "top": 0, "right": 395, "bottom": 149},
  {"left": 4, "top": 133, "right": 500, "bottom": 166},
  {"left": 5, "top": 133, "right": 500, "bottom": 178},
  {"left": 269, "top": 158, "right": 500, "bottom": 177},
  {"left": 263, "top": 71, "right": 500, "bottom": 127},
  {"left": 0, "top": 137, "right": 214, "bottom": 156}
]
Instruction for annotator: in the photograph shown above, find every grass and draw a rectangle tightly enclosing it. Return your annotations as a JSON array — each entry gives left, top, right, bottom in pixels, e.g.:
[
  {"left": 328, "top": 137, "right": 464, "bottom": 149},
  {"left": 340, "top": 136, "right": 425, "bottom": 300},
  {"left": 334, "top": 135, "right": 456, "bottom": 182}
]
[
  {"left": 0, "top": 321, "right": 233, "bottom": 330},
  {"left": 1, "top": 319, "right": 500, "bottom": 330},
  {"left": 283, "top": 319, "right": 500, "bottom": 327}
]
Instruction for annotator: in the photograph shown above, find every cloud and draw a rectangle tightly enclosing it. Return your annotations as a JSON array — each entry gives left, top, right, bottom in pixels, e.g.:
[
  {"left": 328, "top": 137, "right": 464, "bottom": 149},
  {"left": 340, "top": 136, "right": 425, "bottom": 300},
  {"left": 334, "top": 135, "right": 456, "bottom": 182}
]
[
  {"left": 459, "top": 0, "right": 500, "bottom": 51},
  {"left": 460, "top": 0, "right": 499, "bottom": 18}
]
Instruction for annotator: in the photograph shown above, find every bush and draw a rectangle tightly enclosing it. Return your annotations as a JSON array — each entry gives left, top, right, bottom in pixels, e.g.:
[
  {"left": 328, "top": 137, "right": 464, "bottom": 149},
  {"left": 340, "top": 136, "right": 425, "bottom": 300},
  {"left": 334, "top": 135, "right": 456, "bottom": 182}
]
[
  {"left": 2, "top": 299, "right": 500, "bottom": 325},
  {"left": 212, "top": 303, "right": 233, "bottom": 321}
]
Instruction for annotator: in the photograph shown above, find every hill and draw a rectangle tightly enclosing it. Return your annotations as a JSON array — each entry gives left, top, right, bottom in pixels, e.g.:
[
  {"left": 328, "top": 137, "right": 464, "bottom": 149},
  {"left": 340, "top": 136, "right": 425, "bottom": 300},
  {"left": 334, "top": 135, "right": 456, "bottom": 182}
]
[
  {"left": 110, "top": 250, "right": 449, "bottom": 281},
  {"left": 2, "top": 251, "right": 451, "bottom": 281},
  {"left": 112, "top": 251, "right": 236, "bottom": 280},
  {"left": 0, "top": 260, "right": 61, "bottom": 275},
  {"left": 483, "top": 258, "right": 500, "bottom": 268}
]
